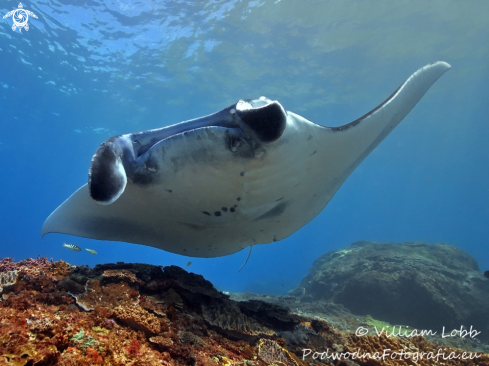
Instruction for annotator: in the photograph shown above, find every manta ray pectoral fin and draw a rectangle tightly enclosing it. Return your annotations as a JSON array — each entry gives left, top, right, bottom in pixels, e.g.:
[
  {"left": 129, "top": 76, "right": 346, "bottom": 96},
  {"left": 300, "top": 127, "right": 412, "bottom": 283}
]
[
  {"left": 334, "top": 61, "right": 451, "bottom": 135},
  {"left": 236, "top": 97, "right": 287, "bottom": 143},
  {"left": 88, "top": 139, "right": 128, "bottom": 205},
  {"left": 320, "top": 61, "right": 452, "bottom": 177}
]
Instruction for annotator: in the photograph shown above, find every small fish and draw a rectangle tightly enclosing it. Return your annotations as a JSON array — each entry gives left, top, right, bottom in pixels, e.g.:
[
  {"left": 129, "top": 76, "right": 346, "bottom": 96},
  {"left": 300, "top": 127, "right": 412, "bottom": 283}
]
[
  {"left": 85, "top": 248, "right": 97, "bottom": 255},
  {"left": 185, "top": 261, "right": 192, "bottom": 268},
  {"left": 63, "top": 243, "right": 81, "bottom": 252}
]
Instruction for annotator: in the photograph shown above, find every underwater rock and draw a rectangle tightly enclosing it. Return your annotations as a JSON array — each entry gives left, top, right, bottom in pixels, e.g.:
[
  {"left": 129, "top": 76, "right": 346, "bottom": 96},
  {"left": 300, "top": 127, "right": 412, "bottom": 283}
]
[
  {"left": 0, "top": 255, "right": 488, "bottom": 366},
  {"left": 290, "top": 241, "right": 489, "bottom": 340}
]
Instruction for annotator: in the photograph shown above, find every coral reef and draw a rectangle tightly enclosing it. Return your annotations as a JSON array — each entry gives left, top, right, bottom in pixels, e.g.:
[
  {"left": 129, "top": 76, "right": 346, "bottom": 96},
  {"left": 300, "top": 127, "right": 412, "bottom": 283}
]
[
  {"left": 113, "top": 305, "right": 163, "bottom": 334},
  {"left": 289, "top": 241, "right": 489, "bottom": 340},
  {"left": 258, "top": 338, "right": 298, "bottom": 366},
  {"left": 0, "top": 256, "right": 488, "bottom": 366}
]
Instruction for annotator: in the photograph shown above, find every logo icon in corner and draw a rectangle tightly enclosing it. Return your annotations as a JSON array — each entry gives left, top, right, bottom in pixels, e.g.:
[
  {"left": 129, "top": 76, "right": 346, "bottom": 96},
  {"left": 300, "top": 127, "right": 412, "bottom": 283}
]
[{"left": 3, "top": 3, "right": 38, "bottom": 32}]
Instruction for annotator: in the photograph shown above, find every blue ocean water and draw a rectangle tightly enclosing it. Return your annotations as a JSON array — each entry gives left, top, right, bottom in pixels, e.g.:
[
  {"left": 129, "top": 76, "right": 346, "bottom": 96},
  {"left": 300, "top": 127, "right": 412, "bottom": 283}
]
[{"left": 0, "top": 0, "right": 488, "bottom": 296}]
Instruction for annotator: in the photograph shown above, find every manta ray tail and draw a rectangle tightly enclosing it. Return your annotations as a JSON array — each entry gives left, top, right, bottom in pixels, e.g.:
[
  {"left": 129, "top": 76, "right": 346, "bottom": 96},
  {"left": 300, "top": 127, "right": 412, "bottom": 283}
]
[{"left": 238, "top": 245, "right": 253, "bottom": 273}]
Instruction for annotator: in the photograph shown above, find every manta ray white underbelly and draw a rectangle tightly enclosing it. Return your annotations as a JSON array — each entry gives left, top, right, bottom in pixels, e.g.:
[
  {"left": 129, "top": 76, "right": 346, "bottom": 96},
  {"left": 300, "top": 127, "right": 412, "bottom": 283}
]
[{"left": 42, "top": 62, "right": 451, "bottom": 257}]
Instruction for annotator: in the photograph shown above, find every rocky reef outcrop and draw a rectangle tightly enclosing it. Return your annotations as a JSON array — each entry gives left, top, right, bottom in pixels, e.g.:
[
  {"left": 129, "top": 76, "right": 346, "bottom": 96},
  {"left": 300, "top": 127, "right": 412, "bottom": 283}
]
[
  {"left": 289, "top": 241, "right": 489, "bottom": 341},
  {"left": 0, "top": 255, "right": 488, "bottom": 366}
]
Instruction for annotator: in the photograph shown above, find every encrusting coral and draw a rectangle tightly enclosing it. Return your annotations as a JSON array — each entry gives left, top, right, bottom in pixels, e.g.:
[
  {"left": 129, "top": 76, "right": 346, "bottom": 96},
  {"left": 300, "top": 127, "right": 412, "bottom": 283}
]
[
  {"left": 0, "top": 257, "right": 488, "bottom": 366},
  {"left": 113, "top": 304, "right": 162, "bottom": 334},
  {"left": 258, "top": 338, "right": 298, "bottom": 366}
]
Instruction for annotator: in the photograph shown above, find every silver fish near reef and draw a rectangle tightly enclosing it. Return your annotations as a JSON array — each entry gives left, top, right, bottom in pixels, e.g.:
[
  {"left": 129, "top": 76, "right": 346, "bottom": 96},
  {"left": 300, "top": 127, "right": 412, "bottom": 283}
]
[
  {"left": 85, "top": 248, "right": 97, "bottom": 255},
  {"left": 43, "top": 62, "right": 450, "bottom": 258},
  {"left": 63, "top": 243, "right": 81, "bottom": 252},
  {"left": 185, "top": 261, "right": 192, "bottom": 268}
]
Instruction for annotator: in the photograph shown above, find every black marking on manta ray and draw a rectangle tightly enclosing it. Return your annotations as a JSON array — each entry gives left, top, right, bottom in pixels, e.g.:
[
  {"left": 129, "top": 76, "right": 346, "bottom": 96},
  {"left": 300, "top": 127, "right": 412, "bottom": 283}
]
[
  {"left": 254, "top": 202, "right": 288, "bottom": 221},
  {"left": 167, "top": 189, "right": 173, "bottom": 193},
  {"left": 309, "top": 150, "right": 317, "bottom": 156},
  {"left": 180, "top": 222, "right": 207, "bottom": 231},
  {"left": 222, "top": 207, "right": 228, "bottom": 212},
  {"left": 230, "top": 207, "right": 235, "bottom": 213},
  {"left": 214, "top": 211, "right": 222, "bottom": 217},
  {"left": 131, "top": 154, "right": 160, "bottom": 185},
  {"left": 329, "top": 83, "right": 403, "bottom": 132},
  {"left": 144, "top": 158, "right": 159, "bottom": 172},
  {"left": 224, "top": 130, "right": 257, "bottom": 159},
  {"left": 307, "top": 135, "right": 313, "bottom": 141},
  {"left": 236, "top": 197, "right": 241, "bottom": 201},
  {"left": 294, "top": 182, "right": 301, "bottom": 187},
  {"left": 202, "top": 211, "right": 211, "bottom": 216},
  {"left": 240, "top": 171, "right": 245, "bottom": 176},
  {"left": 275, "top": 197, "right": 284, "bottom": 202}
]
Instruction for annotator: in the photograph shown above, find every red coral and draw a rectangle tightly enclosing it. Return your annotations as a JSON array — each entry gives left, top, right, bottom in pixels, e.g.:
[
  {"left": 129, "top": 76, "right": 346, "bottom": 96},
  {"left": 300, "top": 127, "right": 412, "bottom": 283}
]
[
  {"left": 126, "top": 339, "right": 141, "bottom": 356},
  {"left": 17, "top": 256, "right": 52, "bottom": 269},
  {"left": 0, "top": 257, "right": 16, "bottom": 272},
  {"left": 86, "top": 347, "right": 103, "bottom": 364}
]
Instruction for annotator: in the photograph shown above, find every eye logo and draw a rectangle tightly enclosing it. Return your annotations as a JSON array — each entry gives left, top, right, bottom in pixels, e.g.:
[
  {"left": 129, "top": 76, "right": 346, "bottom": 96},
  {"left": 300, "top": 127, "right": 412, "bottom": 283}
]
[{"left": 3, "top": 3, "right": 38, "bottom": 32}]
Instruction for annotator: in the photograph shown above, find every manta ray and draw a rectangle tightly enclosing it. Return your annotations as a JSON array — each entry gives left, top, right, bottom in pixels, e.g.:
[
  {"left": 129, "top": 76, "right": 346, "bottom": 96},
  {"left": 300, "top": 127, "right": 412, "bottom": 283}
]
[{"left": 42, "top": 62, "right": 450, "bottom": 258}]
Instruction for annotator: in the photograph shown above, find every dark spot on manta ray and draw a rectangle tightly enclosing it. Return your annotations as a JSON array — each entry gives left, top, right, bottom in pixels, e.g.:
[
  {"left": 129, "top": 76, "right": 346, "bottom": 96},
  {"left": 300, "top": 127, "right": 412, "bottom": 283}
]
[
  {"left": 294, "top": 182, "right": 301, "bottom": 187},
  {"left": 275, "top": 197, "right": 284, "bottom": 202},
  {"left": 180, "top": 222, "right": 207, "bottom": 231},
  {"left": 222, "top": 207, "right": 228, "bottom": 212},
  {"left": 240, "top": 171, "right": 245, "bottom": 176},
  {"left": 254, "top": 202, "right": 288, "bottom": 221},
  {"left": 167, "top": 189, "right": 172, "bottom": 193},
  {"left": 236, "top": 197, "right": 241, "bottom": 201},
  {"left": 307, "top": 135, "right": 313, "bottom": 140},
  {"left": 230, "top": 208, "right": 235, "bottom": 213},
  {"left": 214, "top": 211, "right": 221, "bottom": 217},
  {"left": 234, "top": 204, "right": 238, "bottom": 208},
  {"left": 309, "top": 150, "right": 317, "bottom": 156},
  {"left": 224, "top": 130, "right": 256, "bottom": 159},
  {"left": 202, "top": 211, "right": 211, "bottom": 216}
]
